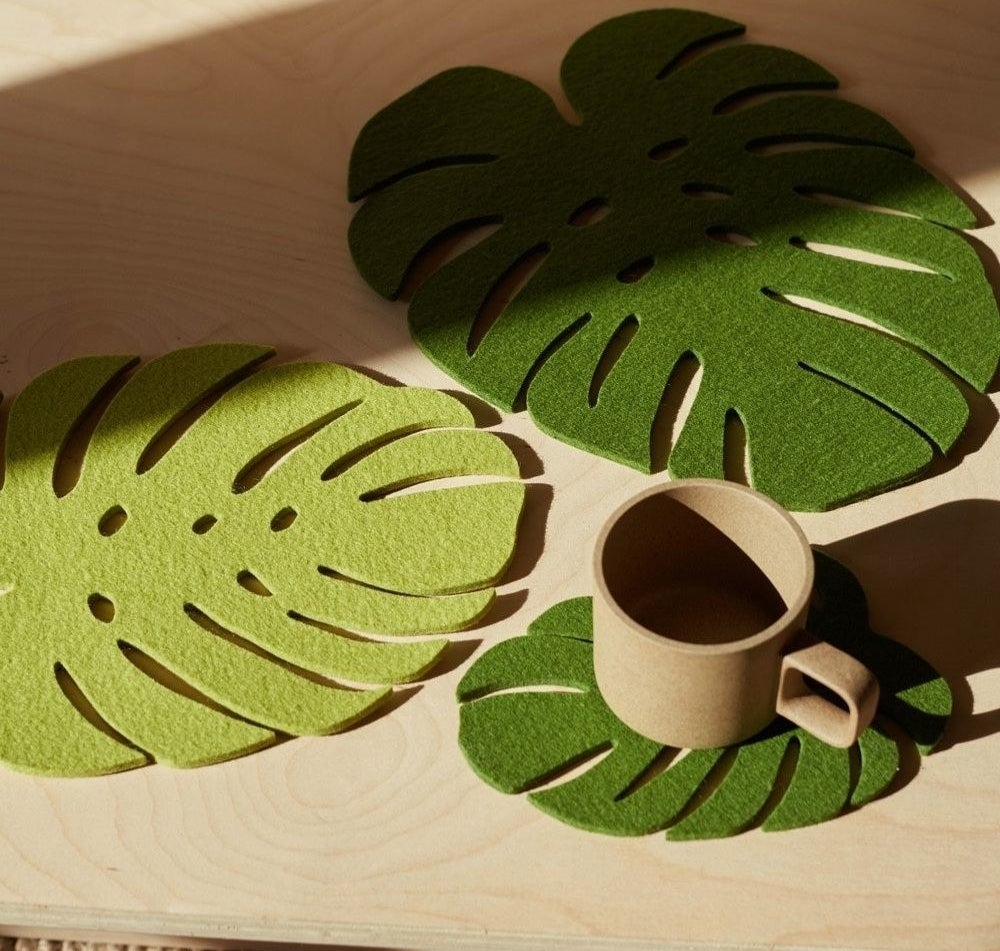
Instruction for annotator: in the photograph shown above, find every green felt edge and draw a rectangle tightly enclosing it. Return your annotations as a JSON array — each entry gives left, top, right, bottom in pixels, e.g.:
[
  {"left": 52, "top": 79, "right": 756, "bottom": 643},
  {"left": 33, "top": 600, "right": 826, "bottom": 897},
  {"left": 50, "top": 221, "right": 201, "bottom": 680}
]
[
  {"left": 0, "top": 344, "right": 526, "bottom": 777},
  {"left": 456, "top": 551, "right": 952, "bottom": 840},
  {"left": 347, "top": 8, "right": 1000, "bottom": 513}
]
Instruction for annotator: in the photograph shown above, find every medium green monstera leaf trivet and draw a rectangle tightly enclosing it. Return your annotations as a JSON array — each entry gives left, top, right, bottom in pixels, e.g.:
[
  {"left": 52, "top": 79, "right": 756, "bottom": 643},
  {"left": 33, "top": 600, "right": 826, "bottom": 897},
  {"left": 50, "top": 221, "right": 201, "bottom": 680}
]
[
  {"left": 457, "top": 552, "right": 951, "bottom": 840},
  {"left": 0, "top": 344, "right": 525, "bottom": 777},
  {"left": 348, "top": 8, "right": 1000, "bottom": 512}
]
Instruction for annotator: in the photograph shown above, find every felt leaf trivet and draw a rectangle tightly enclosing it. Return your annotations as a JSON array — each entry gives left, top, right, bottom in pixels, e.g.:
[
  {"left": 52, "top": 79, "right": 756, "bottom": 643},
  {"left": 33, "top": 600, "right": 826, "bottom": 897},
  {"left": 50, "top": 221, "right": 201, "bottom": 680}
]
[
  {"left": 457, "top": 552, "right": 951, "bottom": 840},
  {"left": 0, "top": 344, "right": 525, "bottom": 777},
  {"left": 348, "top": 8, "right": 1000, "bottom": 512}
]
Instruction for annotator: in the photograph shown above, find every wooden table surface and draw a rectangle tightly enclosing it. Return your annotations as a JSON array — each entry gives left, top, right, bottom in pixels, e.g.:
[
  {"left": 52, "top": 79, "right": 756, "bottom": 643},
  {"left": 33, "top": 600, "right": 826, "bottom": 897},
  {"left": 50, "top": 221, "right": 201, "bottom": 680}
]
[{"left": 0, "top": 0, "right": 998, "bottom": 948}]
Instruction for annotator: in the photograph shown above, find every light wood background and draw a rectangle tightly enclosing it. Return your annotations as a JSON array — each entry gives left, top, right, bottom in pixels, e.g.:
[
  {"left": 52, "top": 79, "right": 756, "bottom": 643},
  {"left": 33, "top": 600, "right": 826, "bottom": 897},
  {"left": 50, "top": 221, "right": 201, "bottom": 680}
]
[{"left": 0, "top": 0, "right": 997, "bottom": 948}]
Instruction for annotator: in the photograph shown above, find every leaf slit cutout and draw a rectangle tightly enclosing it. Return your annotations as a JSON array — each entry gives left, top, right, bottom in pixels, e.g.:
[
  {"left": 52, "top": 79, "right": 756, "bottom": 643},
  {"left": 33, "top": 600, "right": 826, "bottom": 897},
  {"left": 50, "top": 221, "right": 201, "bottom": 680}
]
[
  {"left": 98, "top": 506, "right": 128, "bottom": 536},
  {"left": 663, "top": 746, "right": 740, "bottom": 826},
  {"left": 761, "top": 288, "right": 911, "bottom": 347},
  {"left": 648, "top": 138, "right": 689, "bottom": 161},
  {"left": 55, "top": 662, "right": 149, "bottom": 757},
  {"left": 88, "top": 593, "right": 116, "bottom": 623},
  {"left": 654, "top": 23, "right": 746, "bottom": 79},
  {"left": 398, "top": 218, "right": 502, "bottom": 301},
  {"left": 520, "top": 741, "right": 614, "bottom": 795},
  {"left": 233, "top": 401, "right": 363, "bottom": 493},
  {"left": 270, "top": 507, "right": 297, "bottom": 531},
  {"left": 463, "top": 684, "right": 587, "bottom": 703},
  {"left": 789, "top": 237, "right": 943, "bottom": 277},
  {"left": 615, "top": 746, "right": 685, "bottom": 801},
  {"left": 321, "top": 427, "right": 423, "bottom": 481},
  {"left": 589, "top": 315, "right": 639, "bottom": 407},
  {"left": 317, "top": 564, "right": 411, "bottom": 597},
  {"left": 747, "top": 137, "right": 904, "bottom": 156},
  {"left": 360, "top": 472, "right": 510, "bottom": 503},
  {"left": 53, "top": 361, "right": 136, "bottom": 498},
  {"left": 794, "top": 187, "right": 916, "bottom": 220},
  {"left": 650, "top": 353, "right": 703, "bottom": 471},
  {"left": 513, "top": 313, "right": 592, "bottom": 412},
  {"left": 845, "top": 739, "right": 863, "bottom": 807},
  {"left": 707, "top": 227, "right": 758, "bottom": 247},
  {"left": 136, "top": 355, "right": 269, "bottom": 475},
  {"left": 468, "top": 243, "right": 551, "bottom": 355},
  {"left": 683, "top": 183, "right": 733, "bottom": 199},
  {"left": 350, "top": 154, "right": 500, "bottom": 202},
  {"left": 722, "top": 409, "right": 750, "bottom": 485},
  {"left": 714, "top": 85, "right": 836, "bottom": 117},
  {"left": 796, "top": 361, "right": 936, "bottom": 448},
  {"left": 616, "top": 256, "right": 655, "bottom": 284},
  {"left": 118, "top": 641, "right": 272, "bottom": 726},
  {"left": 749, "top": 736, "right": 801, "bottom": 830},
  {"left": 567, "top": 198, "right": 611, "bottom": 226},
  {"left": 184, "top": 603, "right": 357, "bottom": 690},
  {"left": 237, "top": 571, "right": 272, "bottom": 597},
  {"left": 287, "top": 610, "right": 389, "bottom": 646}
]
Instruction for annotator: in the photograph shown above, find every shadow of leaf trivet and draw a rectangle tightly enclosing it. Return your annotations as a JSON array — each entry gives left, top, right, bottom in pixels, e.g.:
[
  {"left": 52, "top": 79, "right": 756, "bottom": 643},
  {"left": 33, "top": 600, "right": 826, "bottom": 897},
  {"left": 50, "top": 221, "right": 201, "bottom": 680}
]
[
  {"left": 348, "top": 8, "right": 1000, "bottom": 511},
  {"left": 0, "top": 344, "right": 525, "bottom": 776},
  {"left": 456, "top": 552, "right": 951, "bottom": 840}
]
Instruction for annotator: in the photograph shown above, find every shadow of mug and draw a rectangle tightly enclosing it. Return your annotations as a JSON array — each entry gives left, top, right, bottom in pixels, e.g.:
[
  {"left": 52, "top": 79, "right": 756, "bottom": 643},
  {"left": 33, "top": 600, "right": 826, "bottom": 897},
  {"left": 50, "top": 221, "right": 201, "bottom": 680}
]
[{"left": 826, "top": 498, "right": 1000, "bottom": 750}]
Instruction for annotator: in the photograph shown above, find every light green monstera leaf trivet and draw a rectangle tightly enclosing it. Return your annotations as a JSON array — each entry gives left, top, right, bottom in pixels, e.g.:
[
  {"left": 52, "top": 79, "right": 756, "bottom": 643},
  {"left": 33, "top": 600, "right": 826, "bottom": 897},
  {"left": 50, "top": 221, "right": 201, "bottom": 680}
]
[
  {"left": 0, "top": 344, "right": 525, "bottom": 776},
  {"left": 348, "top": 8, "right": 1000, "bottom": 511},
  {"left": 457, "top": 552, "right": 951, "bottom": 840}
]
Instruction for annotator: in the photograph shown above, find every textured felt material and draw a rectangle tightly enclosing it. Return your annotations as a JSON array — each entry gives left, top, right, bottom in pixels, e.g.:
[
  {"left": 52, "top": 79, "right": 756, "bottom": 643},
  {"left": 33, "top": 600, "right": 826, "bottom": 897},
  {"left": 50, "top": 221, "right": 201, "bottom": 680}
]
[
  {"left": 348, "top": 9, "right": 1000, "bottom": 512},
  {"left": 457, "top": 552, "right": 951, "bottom": 840},
  {"left": 0, "top": 344, "right": 525, "bottom": 777}
]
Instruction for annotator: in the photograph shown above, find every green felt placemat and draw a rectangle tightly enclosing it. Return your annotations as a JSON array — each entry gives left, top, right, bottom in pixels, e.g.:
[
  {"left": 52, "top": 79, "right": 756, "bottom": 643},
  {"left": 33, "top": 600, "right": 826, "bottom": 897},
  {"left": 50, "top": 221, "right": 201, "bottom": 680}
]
[
  {"left": 0, "top": 344, "right": 525, "bottom": 777},
  {"left": 457, "top": 551, "right": 951, "bottom": 840},
  {"left": 349, "top": 8, "right": 999, "bottom": 511}
]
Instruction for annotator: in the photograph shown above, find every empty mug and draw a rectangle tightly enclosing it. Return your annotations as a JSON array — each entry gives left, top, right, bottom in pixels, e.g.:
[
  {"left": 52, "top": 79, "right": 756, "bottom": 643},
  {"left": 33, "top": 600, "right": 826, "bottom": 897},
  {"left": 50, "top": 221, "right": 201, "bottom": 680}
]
[{"left": 592, "top": 479, "right": 879, "bottom": 749}]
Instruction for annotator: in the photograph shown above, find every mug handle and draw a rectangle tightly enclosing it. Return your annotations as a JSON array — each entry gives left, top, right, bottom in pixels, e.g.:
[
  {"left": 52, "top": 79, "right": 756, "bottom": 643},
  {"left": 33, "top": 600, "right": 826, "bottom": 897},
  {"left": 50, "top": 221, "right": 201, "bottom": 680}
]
[{"left": 776, "top": 639, "right": 880, "bottom": 748}]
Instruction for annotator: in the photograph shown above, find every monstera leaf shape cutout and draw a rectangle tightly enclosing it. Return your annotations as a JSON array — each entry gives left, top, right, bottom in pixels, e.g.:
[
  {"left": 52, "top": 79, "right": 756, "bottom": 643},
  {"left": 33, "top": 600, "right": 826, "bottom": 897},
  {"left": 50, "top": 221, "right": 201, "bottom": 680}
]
[
  {"left": 457, "top": 552, "right": 951, "bottom": 840},
  {"left": 0, "top": 344, "right": 525, "bottom": 777},
  {"left": 349, "top": 9, "right": 1000, "bottom": 511}
]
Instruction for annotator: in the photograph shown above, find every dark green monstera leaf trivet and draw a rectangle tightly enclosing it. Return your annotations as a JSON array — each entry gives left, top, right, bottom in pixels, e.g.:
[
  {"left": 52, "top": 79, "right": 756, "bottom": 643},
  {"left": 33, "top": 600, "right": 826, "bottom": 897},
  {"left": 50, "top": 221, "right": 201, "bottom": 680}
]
[
  {"left": 0, "top": 344, "right": 524, "bottom": 777},
  {"left": 348, "top": 8, "right": 1000, "bottom": 512},
  {"left": 457, "top": 552, "right": 951, "bottom": 840}
]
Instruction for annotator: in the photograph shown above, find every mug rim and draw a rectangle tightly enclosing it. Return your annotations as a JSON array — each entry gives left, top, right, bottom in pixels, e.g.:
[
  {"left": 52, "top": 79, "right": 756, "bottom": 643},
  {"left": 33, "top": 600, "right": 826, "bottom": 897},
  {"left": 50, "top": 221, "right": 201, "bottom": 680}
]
[{"left": 592, "top": 478, "right": 815, "bottom": 655}]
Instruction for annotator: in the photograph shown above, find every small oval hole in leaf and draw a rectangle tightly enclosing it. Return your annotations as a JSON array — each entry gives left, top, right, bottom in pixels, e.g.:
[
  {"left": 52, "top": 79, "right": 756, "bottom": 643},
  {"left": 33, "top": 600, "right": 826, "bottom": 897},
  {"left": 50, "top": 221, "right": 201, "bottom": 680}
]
[
  {"left": 683, "top": 182, "right": 733, "bottom": 200},
  {"left": 270, "top": 507, "right": 297, "bottom": 531},
  {"left": 237, "top": 570, "right": 272, "bottom": 598},
  {"left": 88, "top": 593, "right": 116, "bottom": 624},
  {"left": 617, "top": 256, "right": 655, "bottom": 284},
  {"left": 648, "top": 137, "right": 688, "bottom": 161},
  {"left": 192, "top": 514, "right": 217, "bottom": 535},
  {"left": 567, "top": 197, "right": 611, "bottom": 227},
  {"left": 707, "top": 227, "right": 758, "bottom": 247},
  {"left": 98, "top": 505, "right": 127, "bottom": 536}
]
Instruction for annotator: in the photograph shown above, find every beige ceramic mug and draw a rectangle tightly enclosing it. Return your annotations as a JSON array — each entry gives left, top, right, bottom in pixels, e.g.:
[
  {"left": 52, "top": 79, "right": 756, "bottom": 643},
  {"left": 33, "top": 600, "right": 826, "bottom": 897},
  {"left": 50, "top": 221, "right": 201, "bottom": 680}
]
[{"left": 592, "top": 479, "right": 879, "bottom": 749}]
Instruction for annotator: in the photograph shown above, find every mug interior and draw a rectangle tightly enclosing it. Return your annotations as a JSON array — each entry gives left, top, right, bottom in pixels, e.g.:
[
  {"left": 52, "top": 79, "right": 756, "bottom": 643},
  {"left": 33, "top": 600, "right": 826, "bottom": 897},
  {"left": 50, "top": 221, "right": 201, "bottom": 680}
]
[{"left": 598, "top": 483, "right": 811, "bottom": 646}]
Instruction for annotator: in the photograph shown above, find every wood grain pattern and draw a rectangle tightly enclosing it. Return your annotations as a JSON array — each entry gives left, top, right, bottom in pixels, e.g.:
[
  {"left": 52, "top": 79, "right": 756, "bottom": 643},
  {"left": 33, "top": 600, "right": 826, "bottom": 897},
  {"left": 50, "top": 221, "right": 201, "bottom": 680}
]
[{"left": 0, "top": 0, "right": 997, "bottom": 947}]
